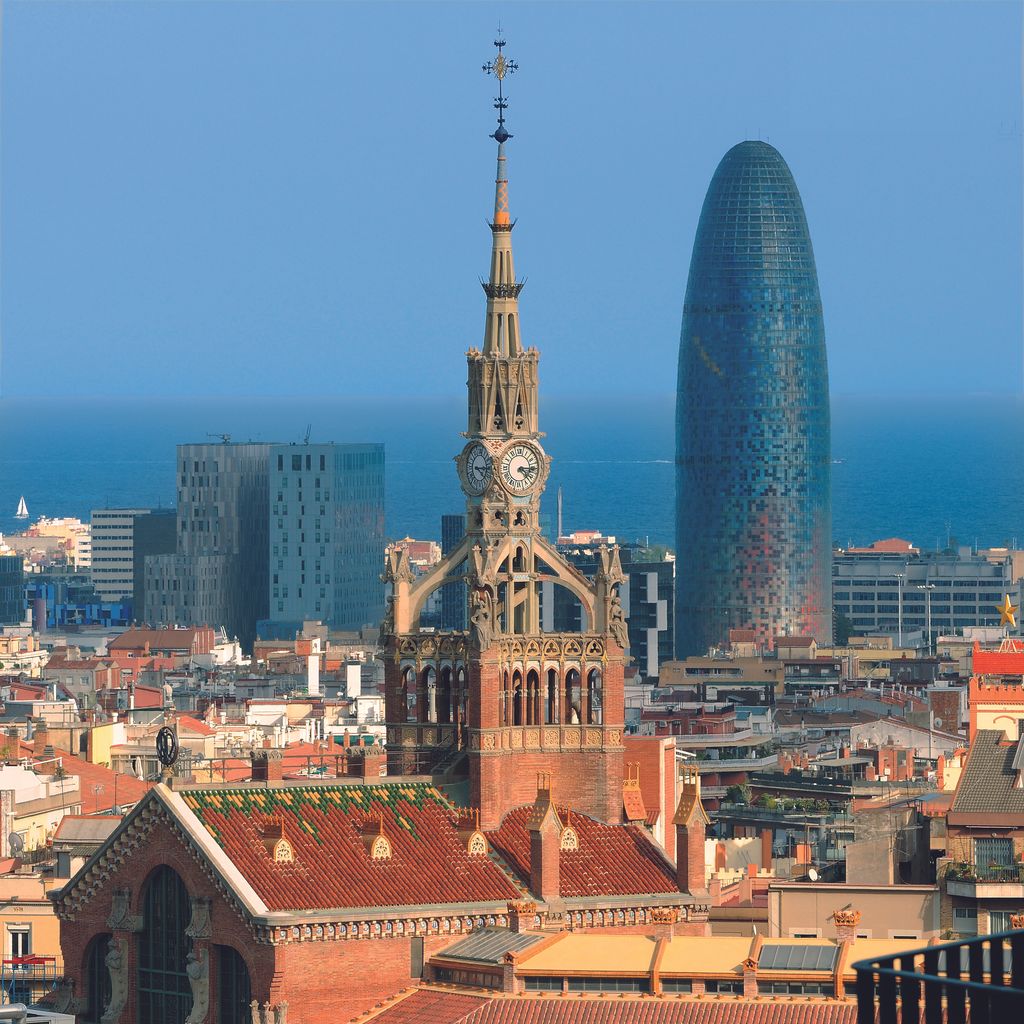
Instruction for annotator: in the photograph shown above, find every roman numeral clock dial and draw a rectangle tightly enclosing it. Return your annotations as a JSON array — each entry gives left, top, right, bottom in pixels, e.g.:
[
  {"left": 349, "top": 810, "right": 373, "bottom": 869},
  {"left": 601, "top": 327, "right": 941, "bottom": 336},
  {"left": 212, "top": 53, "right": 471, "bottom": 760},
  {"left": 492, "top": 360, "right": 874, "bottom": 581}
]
[
  {"left": 460, "top": 442, "right": 493, "bottom": 494},
  {"left": 500, "top": 443, "right": 541, "bottom": 493}
]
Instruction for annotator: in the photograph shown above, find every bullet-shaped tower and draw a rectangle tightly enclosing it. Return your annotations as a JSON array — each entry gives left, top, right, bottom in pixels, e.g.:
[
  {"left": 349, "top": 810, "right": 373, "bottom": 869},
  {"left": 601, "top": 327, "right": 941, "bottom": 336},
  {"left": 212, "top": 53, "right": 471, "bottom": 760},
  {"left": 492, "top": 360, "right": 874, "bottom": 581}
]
[{"left": 676, "top": 141, "right": 831, "bottom": 656}]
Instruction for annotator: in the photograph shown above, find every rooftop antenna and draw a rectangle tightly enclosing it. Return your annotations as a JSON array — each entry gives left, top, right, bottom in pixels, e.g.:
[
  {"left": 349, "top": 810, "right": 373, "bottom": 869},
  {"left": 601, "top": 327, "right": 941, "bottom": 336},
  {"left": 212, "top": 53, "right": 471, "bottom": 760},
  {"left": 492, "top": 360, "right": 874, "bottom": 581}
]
[
  {"left": 303, "top": 424, "right": 312, "bottom": 445},
  {"left": 557, "top": 487, "right": 563, "bottom": 539}
]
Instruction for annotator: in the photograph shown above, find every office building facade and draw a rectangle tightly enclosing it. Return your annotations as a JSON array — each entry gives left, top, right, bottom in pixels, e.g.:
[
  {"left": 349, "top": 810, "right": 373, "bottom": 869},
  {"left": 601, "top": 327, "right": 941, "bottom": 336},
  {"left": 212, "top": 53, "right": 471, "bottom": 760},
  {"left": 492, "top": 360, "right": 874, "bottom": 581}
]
[
  {"left": 266, "top": 444, "right": 385, "bottom": 633},
  {"left": 676, "top": 141, "right": 831, "bottom": 657},
  {"left": 833, "top": 543, "right": 1023, "bottom": 643},
  {"left": 551, "top": 544, "right": 675, "bottom": 683},
  {"left": 0, "top": 553, "right": 24, "bottom": 626},
  {"left": 145, "top": 443, "right": 271, "bottom": 650},
  {"left": 439, "top": 513, "right": 467, "bottom": 630},
  {"left": 90, "top": 509, "right": 150, "bottom": 603},
  {"left": 91, "top": 508, "right": 176, "bottom": 616},
  {"left": 131, "top": 509, "right": 177, "bottom": 622}
]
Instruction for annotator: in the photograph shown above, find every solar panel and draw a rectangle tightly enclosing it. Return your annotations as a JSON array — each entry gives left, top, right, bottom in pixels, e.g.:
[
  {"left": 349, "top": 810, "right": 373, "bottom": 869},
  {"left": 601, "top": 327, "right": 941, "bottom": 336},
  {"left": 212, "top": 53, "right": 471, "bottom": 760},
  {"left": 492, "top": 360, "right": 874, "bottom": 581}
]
[{"left": 758, "top": 944, "right": 838, "bottom": 972}]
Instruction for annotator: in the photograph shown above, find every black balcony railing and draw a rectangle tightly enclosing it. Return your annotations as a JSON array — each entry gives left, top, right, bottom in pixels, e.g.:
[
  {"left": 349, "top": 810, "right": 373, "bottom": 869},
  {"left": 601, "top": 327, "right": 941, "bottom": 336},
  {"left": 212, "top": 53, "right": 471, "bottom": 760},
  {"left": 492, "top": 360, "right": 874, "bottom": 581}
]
[{"left": 854, "top": 929, "right": 1024, "bottom": 1024}]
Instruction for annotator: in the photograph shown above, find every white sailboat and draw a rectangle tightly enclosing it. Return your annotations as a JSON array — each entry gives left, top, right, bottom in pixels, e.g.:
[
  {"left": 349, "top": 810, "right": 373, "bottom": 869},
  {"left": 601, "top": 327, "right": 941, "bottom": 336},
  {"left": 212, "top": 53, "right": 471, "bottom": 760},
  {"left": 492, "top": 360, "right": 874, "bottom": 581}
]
[{"left": 14, "top": 497, "right": 28, "bottom": 520}]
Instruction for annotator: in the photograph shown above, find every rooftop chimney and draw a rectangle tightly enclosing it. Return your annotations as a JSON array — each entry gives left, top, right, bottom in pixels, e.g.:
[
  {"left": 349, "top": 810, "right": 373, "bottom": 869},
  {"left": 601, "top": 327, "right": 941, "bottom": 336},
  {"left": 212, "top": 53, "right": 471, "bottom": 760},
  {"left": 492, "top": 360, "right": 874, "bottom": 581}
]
[
  {"left": 673, "top": 763, "right": 710, "bottom": 896},
  {"left": 832, "top": 908, "right": 861, "bottom": 944},
  {"left": 32, "top": 719, "right": 49, "bottom": 759},
  {"left": 250, "top": 749, "right": 283, "bottom": 783},
  {"left": 527, "top": 773, "right": 562, "bottom": 903}
]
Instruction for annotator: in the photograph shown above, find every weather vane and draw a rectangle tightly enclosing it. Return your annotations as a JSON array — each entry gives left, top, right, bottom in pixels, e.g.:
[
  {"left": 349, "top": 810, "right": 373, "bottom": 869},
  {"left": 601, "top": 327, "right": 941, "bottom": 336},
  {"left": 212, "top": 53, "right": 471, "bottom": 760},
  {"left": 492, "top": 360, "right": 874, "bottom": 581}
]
[{"left": 482, "top": 31, "right": 518, "bottom": 143}]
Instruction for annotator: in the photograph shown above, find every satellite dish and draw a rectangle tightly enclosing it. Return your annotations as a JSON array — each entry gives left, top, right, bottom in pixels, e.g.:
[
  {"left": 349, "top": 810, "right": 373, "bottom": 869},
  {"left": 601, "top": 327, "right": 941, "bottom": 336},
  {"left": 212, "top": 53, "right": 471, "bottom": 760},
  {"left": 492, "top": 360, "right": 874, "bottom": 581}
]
[
  {"left": 807, "top": 867, "right": 820, "bottom": 882},
  {"left": 8, "top": 834, "right": 24, "bottom": 856},
  {"left": 933, "top": 717, "right": 943, "bottom": 729}
]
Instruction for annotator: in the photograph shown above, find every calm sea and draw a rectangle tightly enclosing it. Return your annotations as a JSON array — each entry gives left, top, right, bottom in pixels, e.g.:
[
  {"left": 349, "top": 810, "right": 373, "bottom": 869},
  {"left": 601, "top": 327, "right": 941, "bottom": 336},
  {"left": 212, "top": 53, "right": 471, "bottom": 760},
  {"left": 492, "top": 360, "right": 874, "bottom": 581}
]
[{"left": 0, "top": 394, "right": 1021, "bottom": 552}]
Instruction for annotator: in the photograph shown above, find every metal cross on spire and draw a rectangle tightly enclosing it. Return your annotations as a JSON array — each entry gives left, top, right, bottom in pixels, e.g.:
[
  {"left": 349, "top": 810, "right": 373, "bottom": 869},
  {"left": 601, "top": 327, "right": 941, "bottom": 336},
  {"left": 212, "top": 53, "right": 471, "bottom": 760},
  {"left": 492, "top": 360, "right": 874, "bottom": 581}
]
[{"left": 482, "top": 32, "right": 518, "bottom": 143}]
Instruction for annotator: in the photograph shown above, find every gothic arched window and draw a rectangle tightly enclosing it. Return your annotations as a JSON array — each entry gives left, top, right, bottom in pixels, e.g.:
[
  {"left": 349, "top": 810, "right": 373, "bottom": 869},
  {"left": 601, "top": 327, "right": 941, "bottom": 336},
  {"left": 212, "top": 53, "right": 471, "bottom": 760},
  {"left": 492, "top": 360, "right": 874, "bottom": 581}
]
[
  {"left": 546, "top": 668, "right": 558, "bottom": 725},
  {"left": 565, "top": 670, "right": 582, "bottom": 725},
  {"left": 216, "top": 945, "right": 252, "bottom": 1024},
  {"left": 438, "top": 667, "right": 453, "bottom": 726},
  {"left": 402, "top": 667, "right": 417, "bottom": 722},
  {"left": 137, "top": 866, "right": 192, "bottom": 1024},
  {"left": 421, "top": 665, "right": 437, "bottom": 724},
  {"left": 84, "top": 933, "right": 112, "bottom": 1024},
  {"left": 586, "top": 668, "right": 603, "bottom": 725}
]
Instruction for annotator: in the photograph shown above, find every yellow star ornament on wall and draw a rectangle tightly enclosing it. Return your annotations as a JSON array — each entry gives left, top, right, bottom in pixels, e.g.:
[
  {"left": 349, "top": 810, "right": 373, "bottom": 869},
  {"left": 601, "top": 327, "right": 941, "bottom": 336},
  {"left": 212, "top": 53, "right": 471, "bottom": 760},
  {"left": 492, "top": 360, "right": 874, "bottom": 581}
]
[{"left": 995, "top": 594, "right": 1019, "bottom": 628}]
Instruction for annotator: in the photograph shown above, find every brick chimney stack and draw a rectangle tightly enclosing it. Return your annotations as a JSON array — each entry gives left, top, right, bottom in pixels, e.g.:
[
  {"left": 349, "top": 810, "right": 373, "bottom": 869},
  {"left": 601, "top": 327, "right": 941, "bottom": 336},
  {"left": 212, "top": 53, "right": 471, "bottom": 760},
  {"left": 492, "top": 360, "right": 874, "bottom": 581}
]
[
  {"left": 527, "top": 773, "right": 562, "bottom": 903},
  {"left": 674, "top": 763, "right": 710, "bottom": 895},
  {"left": 507, "top": 900, "right": 538, "bottom": 934},
  {"left": 832, "top": 908, "right": 860, "bottom": 944},
  {"left": 32, "top": 719, "right": 49, "bottom": 759},
  {"left": 251, "top": 749, "right": 284, "bottom": 783}
]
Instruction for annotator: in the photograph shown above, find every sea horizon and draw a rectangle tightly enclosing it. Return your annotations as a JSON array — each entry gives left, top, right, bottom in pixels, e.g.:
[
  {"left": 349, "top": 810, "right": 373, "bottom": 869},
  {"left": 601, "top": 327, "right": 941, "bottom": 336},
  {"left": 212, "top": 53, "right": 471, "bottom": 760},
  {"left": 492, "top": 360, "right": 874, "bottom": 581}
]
[{"left": 1, "top": 392, "right": 1022, "bottom": 553}]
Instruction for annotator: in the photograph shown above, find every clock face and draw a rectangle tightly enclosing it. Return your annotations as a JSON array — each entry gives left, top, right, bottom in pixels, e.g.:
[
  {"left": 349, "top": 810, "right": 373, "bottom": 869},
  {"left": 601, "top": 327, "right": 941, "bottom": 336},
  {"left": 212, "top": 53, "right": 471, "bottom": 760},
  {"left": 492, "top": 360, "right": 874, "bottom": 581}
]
[
  {"left": 500, "top": 443, "right": 541, "bottom": 493},
  {"left": 464, "top": 443, "right": 493, "bottom": 493}
]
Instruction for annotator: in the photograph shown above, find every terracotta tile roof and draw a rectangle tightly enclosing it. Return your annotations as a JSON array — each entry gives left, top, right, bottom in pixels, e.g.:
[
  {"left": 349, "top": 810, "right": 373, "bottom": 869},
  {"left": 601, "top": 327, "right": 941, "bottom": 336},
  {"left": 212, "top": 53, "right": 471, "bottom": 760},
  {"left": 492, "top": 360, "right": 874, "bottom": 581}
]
[
  {"left": 728, "top": 629, "right": 757, "bottom": 643},
  {"left": 363, "top": 989, "right": 489, "bottom": 1023},
  {"left": 108, "top": 627, "right": 204, "bottom": 652},
  {"left": 365, "top": 991, "right": 858, "bottom": 1024},
  {"left": 38, "top": 752, "right": 151, "bottom": 812},
  {"left": 173, "top": 715, "right": 216, "bottom": 737},
  {"left": 6, "top": 683, "right": 50, "bottom": 700},
  {"left": 845, "top": 538, "right": 916, "bottom": 554},
  {"left": 180, "top": 784, "right": 521, "bottom": 911},
  {"left": 972, "top": 642, "right": 1024, "bottom": 676},
  {"left": 486, "top": 807, "right": 678, "bottom": 899}
]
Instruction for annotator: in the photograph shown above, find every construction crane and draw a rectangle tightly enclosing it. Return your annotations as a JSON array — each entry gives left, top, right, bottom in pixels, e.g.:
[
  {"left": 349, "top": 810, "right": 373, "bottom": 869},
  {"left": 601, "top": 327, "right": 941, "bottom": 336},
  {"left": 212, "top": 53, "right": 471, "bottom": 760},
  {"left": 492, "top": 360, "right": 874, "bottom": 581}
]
[{"left": 206, "top": 433, "right": 232, "bottom": 444}]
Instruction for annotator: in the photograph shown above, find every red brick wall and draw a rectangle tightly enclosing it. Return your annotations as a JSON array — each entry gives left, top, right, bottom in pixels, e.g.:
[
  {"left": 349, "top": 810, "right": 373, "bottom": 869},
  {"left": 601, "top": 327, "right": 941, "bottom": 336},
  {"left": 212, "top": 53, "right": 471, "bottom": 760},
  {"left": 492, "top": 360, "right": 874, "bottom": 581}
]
[
  {"left": 272, "top": 934, "right": 452, "bottom": 1021},
  {"left": 472, "top": 747, "right": 624, "bottom": 831},
  {"left": 58, "top": 823, "right": 276, "bottom": 1024},
  {"left": 676, "top": 823, "right": 706, "bottom": 895},
  {"left": 58, "top": 816, "right": 474, "bottom": 1023},
  {"left": 623, "top": 735, "right": 677, "bottom": 861}
]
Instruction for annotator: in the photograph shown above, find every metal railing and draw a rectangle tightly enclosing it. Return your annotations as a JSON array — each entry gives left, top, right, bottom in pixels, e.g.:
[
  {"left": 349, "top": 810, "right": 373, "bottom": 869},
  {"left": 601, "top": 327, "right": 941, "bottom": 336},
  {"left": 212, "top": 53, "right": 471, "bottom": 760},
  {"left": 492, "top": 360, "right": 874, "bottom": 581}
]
[
  {"left": 854, "top": 929, "right": 1024, "bottom": 1024},
  {"left": 945, "top": 861, "right": 1024, "bottom": 884}
]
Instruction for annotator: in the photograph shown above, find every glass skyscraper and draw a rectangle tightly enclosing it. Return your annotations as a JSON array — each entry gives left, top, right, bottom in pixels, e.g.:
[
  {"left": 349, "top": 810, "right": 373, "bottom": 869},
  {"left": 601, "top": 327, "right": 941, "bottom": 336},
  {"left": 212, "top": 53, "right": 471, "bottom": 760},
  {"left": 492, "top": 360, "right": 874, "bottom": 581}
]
[{"left": 676, "top": 141, "right": 831, "bottom": 657}]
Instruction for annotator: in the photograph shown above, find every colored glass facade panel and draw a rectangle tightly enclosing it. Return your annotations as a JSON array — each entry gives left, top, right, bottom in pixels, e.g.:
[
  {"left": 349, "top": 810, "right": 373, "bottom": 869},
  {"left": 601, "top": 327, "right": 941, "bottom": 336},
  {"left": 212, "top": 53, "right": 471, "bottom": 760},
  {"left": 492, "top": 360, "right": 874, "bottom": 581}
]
[{"left": 676, "top": 141, "right": 831, "bottom": 656}]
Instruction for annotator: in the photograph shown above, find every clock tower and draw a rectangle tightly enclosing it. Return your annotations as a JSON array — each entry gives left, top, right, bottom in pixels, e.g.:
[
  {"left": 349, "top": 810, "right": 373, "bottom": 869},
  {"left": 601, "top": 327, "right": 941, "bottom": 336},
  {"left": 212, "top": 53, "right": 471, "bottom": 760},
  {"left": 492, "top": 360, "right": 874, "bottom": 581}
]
[{"left": 383, "top": 37, "right": 627, "bottom": 830}]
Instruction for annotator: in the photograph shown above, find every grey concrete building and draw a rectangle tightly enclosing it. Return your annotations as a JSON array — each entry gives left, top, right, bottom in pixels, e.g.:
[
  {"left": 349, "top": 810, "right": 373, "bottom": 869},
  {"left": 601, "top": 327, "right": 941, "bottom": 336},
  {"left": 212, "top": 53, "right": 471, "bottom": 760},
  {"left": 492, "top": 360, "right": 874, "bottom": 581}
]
[
  {"left": 132, "top": 509, "right": 177, "bottom": 622},
  {"left": 145, "top": 443, "right": 271, "bottom": 650}
]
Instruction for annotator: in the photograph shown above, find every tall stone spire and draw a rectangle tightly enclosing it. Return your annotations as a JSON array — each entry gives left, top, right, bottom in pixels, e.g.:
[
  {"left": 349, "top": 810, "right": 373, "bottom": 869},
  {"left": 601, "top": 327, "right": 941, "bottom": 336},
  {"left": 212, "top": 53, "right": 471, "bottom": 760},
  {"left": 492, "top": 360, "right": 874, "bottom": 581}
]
[
  {"left": 382, "top": 35, "right": 627, "bottom": 832},
  {"left": 482, "top": 36, "right": 524, "bottom": 358}
]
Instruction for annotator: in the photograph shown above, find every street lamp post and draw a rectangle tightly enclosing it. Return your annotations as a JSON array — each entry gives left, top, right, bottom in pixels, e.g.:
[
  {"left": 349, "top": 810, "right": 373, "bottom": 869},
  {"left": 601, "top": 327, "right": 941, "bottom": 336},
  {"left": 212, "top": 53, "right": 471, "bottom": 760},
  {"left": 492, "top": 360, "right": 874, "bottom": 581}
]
[
  {"left": 918, "top": 583, "right": 936, "bottom": 656},
  {"left": 893, "top": 572, "right": 906, "bottom": 648}
]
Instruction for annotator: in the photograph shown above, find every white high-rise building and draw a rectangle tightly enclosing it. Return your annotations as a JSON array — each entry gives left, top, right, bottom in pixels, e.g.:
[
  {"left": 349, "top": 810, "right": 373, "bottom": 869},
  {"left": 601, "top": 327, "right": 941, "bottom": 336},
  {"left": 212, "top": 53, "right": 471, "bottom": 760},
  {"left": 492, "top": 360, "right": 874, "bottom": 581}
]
[{"left": 90, "top": 509, "right": 150, "bottom": 602}]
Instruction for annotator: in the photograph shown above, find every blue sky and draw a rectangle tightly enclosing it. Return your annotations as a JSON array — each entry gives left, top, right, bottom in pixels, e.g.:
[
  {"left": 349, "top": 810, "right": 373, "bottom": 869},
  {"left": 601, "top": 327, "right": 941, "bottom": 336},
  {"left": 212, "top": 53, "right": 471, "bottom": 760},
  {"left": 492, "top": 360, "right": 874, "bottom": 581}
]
[{"left": 1, "top": 1, "right": 1021, "bottom": 398}]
